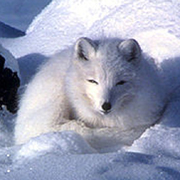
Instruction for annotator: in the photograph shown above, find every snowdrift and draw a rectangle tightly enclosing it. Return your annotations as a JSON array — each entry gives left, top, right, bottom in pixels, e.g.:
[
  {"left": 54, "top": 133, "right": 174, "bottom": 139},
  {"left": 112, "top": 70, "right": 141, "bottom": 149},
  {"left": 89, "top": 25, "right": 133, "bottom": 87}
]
[{"left": 0, "top": 0, "right": 180, "bottom": 179}]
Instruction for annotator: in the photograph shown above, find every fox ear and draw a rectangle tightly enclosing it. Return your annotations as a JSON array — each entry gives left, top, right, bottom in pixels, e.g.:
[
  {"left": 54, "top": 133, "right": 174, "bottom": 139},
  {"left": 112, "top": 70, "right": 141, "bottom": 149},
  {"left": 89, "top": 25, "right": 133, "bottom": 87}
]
[
  {"left": 118, "top": 39, "right": 141, "bottom": 63},
  {"left": 74, "top": 37, "right": 96, "bottom": 61}
]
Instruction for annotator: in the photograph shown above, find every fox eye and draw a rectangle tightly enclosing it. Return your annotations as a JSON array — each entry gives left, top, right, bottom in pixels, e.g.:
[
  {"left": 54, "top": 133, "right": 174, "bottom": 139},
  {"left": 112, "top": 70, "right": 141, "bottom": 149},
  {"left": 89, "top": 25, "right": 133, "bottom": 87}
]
[
  {"left": 116, "top": 80, "right": 126, "bottom": 86},
  {"left": 87, "top": 79, "right": 98, "bottom": 85}
]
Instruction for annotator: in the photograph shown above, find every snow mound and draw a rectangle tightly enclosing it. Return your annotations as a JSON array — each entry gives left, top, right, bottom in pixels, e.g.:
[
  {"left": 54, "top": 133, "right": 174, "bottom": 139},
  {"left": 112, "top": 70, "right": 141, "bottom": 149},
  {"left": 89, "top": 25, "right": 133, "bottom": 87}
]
[
  {"left": 15, "top": 131, "right": 96, "bottom": 161},
  {"left": 88, "top": 1, "right": 180, "bottom": 39},
  {"left": 129, "top": 125, "right": 180, "bottom": 158},
  {"left": 2, "top": 0, "right": 180, "bottom": 60},
  {"left": 1, "top": 0, "right": 125, "bottom": 58}
]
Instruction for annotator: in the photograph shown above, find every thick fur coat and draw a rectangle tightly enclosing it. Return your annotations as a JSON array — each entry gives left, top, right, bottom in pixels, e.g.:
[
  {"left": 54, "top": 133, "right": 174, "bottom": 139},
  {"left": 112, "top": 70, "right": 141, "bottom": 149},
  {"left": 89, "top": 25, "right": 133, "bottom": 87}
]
[{"left": 15, "top": 38, "right": 165, "bottom": 150}]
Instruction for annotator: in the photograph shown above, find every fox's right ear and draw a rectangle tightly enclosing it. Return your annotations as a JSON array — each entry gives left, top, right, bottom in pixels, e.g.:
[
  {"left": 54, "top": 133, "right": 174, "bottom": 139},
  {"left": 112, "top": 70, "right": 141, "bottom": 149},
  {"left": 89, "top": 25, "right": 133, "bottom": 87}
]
[{"left": 74, "top": 37, "right": 96, "bottom": 61}]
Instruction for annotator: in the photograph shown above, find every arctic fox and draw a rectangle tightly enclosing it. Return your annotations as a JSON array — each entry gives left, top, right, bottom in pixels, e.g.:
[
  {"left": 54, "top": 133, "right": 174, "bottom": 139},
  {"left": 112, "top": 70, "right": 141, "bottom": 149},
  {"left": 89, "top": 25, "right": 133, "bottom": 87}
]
[{"left": 15, "top": 38, "right": 165, "bottom": 149}]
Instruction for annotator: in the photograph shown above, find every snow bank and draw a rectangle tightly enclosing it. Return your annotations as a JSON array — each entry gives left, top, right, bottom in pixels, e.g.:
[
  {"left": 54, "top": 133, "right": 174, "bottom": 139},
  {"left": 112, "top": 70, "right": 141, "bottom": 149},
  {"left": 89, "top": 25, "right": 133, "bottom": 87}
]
[
  {"left": 0, "top": 0, "right": 124, "bottom": 58},
  {"left": 1, "top": 0, "right": 180, "bottom": 60},
  {"left": 15, "top": 131, "right": 96, "bottom": 161},
  {"left": 2, "top": 143, "right": 180, "bottom": 180}
]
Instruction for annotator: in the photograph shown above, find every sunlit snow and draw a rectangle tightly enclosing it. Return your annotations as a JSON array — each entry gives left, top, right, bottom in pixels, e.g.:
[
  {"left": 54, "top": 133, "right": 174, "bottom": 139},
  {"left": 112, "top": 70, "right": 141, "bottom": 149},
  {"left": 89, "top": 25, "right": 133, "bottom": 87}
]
[{"left": 0, "top": 0, "right": 180, "bottom": 179}]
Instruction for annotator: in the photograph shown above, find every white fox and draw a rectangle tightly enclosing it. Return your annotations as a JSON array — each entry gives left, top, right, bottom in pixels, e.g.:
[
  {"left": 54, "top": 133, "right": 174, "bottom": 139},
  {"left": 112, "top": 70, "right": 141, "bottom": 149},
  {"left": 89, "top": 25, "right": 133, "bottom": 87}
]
[{"left": 15, "top": 38, "right": 165, "bottom": 150}]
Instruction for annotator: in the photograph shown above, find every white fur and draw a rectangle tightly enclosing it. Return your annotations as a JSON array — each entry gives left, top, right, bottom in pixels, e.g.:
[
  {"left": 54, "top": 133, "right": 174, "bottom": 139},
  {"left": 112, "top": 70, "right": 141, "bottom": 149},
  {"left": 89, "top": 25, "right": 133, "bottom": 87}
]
[{"left": 15, "top": 38, "right": 165, "bottom": 150}]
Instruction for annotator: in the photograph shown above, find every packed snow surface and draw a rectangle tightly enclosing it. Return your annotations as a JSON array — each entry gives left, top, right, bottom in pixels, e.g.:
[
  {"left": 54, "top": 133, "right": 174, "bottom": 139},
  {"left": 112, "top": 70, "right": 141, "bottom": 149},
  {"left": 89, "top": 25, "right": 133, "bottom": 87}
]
[{"left": 0, "top": 0, "right": 180, "bottom": 179}]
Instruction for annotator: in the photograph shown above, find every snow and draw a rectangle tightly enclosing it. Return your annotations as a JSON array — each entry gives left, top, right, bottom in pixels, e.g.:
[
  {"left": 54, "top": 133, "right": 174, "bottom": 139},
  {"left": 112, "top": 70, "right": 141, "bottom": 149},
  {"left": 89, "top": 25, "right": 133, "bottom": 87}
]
[
  {"left": 0, "top": 0, "right": 180, "bottom": 179},
  {"left": 0, "top": 0, "right": 51, "bottom": 31},
  {"left": 16, "top": 131, "right": 96, "bottom": 160}
]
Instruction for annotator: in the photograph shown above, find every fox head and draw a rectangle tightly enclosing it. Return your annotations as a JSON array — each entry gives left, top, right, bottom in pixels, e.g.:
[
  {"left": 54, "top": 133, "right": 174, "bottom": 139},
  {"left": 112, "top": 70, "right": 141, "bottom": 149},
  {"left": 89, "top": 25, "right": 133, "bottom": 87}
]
[{"left": 70, "top": 37, "right": 142, "bottom": 117}]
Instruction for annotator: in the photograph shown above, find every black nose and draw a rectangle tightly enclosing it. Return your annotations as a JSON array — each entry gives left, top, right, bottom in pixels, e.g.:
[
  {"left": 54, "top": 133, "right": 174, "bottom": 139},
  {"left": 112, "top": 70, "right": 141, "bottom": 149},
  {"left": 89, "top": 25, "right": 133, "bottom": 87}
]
[{"left": 102, "top": 102, "right": 111, "bottom": 112}]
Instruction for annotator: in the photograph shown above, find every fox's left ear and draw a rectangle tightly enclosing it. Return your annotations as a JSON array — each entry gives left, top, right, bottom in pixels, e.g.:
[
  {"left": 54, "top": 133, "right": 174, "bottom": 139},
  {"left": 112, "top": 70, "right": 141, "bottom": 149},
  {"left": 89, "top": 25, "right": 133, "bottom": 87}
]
[
  {"left": 118, "top": 39, "right": 141, "bottom": 63},
  {"left": 74, "top": 37, "right": 96, "bottom": 61}
]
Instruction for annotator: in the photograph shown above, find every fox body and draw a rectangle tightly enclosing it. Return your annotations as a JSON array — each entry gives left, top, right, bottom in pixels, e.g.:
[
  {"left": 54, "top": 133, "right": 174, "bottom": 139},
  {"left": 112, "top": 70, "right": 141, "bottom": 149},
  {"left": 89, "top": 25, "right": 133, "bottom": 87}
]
[{"left": 15, "top": 38, "right": 164, "bottom": 149}]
